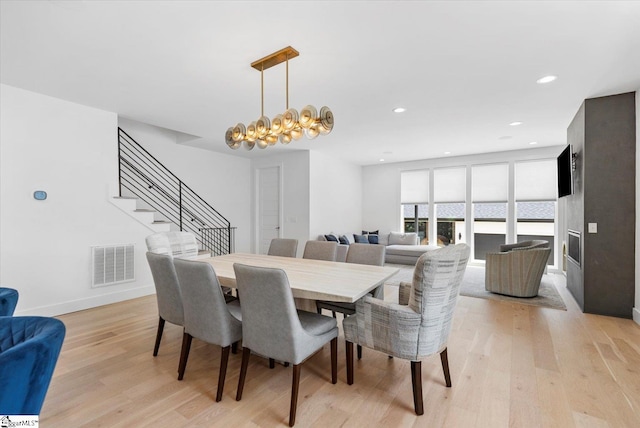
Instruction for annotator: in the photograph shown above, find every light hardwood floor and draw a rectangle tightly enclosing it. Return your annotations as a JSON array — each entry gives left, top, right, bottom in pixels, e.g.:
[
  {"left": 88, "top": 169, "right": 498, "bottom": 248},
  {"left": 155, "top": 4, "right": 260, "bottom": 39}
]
[{"left": 41, "top": 274, "right": 640, "bottom": 427}]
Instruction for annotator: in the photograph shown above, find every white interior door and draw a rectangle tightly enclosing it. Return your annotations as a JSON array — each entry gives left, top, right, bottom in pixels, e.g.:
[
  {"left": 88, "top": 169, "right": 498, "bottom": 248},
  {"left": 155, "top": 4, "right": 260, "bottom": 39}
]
[{"left": 257, "top": 166, "right": 281, "bottom": 254}]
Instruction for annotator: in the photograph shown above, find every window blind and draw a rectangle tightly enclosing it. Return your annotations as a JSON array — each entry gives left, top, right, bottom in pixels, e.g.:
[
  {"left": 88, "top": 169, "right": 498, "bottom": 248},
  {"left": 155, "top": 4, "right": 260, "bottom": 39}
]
[
  {"left": 434, "top": 167, "right": 466, "bottom": 203},
  {"left": 472, "top": 163, "right": 509, "bottom": 202},
  {"left": 515, "top": 159, "right": 557, "bottom": 201},
  {"left": 401, "top": 170, "right": 429, "bottom": 204}
]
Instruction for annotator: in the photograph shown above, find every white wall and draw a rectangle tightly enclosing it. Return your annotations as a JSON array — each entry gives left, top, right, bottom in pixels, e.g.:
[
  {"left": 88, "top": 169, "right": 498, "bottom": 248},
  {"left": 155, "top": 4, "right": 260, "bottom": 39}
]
[
  {"left": 118, "top": 118, "right": 251, "bottom": 253},
  {"left": 0, "top": 85, "right": 251, "bottom": 316},
  {"left": 635, "top": 89, "right": 640, "bottom": 326},
  {"left": 309, "top": 151, "right": 362, "bottom": 238},
  {"left": 251, "top": 151, "right": 310, "bottom": 256}
]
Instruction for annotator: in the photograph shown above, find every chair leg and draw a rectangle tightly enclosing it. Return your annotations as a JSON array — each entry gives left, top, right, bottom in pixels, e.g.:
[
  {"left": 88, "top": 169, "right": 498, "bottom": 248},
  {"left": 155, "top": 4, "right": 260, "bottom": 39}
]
[
  {"left": 440, "top": 347, "right": 452, "bottom": 387},
  {"left": 231, "top": 341, "right": 238, "bottom": 354},
  {"left": 411, "top": 361, "right": 424, "bottom": 415},
  {"left": 357, "top": 344, "right": 362, "bottom": 360},
  {"left": 289, "top": 364, "right": 301, "bottom": 427},
  {"left": 330, "top": 337, "right": 337, "bottom": 384},
  {"left": 332, "top": 311, "right": 336, "bottom": 318},
  {"left": 216, "top": 345, "right": 231, "bottom": 402},
  {"left": 269, "top": 358, "right": 275, "bottom": 369},
  {"left": 346, "top": 341, "right": 354, "bottom": 385},
  {"left": 153, "top": 317, "right": 165, "bottom": 356},
  {"left": 236, "top": 347, "right": 251, "bottom": 401},
  {"left": 177, "top": 333, "right": 193, "bottom": 380}
]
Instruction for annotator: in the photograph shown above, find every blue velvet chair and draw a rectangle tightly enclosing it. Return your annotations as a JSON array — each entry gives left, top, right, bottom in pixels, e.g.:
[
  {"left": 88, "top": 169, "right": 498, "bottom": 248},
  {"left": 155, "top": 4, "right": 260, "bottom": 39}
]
[
  {"left": 0, "top": 287, "right": 19, "bottom": 316},
  {"left": 0, "top": 316, "right": 66, "bottom": 415}
]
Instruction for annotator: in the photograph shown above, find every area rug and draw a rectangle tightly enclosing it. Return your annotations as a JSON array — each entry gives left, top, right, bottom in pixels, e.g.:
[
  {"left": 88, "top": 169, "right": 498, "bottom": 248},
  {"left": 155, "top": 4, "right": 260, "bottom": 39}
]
[{"left": 384, "top": 264, "right": 567, "bottom": 311}]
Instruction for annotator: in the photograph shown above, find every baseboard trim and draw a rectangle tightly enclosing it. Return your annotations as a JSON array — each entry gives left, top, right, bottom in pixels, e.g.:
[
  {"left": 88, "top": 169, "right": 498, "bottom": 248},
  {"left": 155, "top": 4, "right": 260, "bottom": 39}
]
[
  {"left": 14, "top": 285, "right": 155, "bottom": 317},
  {"left": 634, "top": 307, "right": 640, "bottom": 326}
]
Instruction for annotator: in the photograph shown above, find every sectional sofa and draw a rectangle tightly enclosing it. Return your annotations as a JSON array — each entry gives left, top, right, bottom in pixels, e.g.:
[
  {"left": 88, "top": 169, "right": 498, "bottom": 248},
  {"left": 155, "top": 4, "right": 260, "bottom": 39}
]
[{"left": 318, "top": 231, "right": 439, "bottom": 265}]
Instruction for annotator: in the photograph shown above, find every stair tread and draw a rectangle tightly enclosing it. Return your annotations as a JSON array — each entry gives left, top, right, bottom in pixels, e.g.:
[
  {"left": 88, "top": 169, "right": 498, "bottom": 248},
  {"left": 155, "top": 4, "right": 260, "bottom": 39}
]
[
  {"left": 152, "top": 220, "right": 171, "bottom": 224},
  {"left": 113, "top": 196, "right": 138, "bottom": 200}
]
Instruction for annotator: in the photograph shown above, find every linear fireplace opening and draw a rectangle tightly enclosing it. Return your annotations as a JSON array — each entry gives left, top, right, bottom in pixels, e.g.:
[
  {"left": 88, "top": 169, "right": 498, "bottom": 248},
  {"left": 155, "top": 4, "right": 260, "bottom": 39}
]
[{"left": 567, "top": 229, "right": 580, "bottom": 266}]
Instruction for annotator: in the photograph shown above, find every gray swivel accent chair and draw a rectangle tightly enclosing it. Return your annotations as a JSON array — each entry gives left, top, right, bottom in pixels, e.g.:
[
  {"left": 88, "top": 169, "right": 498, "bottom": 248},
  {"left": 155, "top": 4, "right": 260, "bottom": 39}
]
[
  {"left": 267, "top": 238, "right": 299, "bottom": 257},
  {"left": 485, "top": 240, "right": 551, "bottom": 297},
  {"left": 302, "top": 240, "right": 337, "bottom": 261},
  {"left": 0, "top": 287, "right": 19, "bottom": 316},
  {"left": 173, "top": 258, "right": 243, "bottom": 402},
  {"left": 343, "top": 244, "right": 470, "bottom": 415},
  {"left": 233, "top": 263, "right": 339, "bottom": 427},
  {"left": 145, "top": 252, "right": 184, "bottom": 357}
]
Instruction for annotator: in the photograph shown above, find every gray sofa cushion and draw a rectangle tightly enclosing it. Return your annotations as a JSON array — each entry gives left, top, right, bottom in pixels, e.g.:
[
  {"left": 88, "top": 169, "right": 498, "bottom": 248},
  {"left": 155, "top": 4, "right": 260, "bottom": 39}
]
[
  {"left": 388, "top": 232, "right": 419, "bottom": 245},
  {"left": 386, "top": 244, "right": 439, "bottom": 257}
]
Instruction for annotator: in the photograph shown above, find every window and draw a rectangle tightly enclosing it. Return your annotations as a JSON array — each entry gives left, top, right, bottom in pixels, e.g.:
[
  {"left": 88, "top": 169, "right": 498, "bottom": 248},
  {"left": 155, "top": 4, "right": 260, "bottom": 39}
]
[
  {"left": 434, "top": 168, "right": 466, "bottom": 246},
  {"left": 401, "top": 170, "right": 429, "bottom": 244},
  {"left": 515, "top": 160, "right": 557, "bottom": 266},
  {"left": 472, "top": 164, "right": 508, "bottom": 260}
]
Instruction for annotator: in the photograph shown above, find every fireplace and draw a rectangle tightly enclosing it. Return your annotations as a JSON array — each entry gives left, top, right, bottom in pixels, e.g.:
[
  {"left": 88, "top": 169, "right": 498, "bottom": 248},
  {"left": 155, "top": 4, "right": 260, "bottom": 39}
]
[{"left": 567, "top": 229, "right": 580, "bottom": 267}]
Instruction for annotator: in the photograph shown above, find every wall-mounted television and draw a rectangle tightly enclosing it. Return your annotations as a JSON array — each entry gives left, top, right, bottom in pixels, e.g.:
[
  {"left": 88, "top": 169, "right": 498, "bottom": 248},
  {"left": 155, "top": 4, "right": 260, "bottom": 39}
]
[{"left": 557, "top": 144, "right": 574, "bottom": 198}]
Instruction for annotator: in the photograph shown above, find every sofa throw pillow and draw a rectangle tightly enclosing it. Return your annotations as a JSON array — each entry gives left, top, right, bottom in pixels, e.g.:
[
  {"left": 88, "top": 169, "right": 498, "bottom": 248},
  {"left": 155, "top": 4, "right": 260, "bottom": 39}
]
[
  {"left": 338, "top": 235, "right": 350, "bottom": 245},
  {"left": 353, "top": 234, "right": 369, "bottom": 244},
  {"left": 367, "top": 234, "right": 379, "bottom": 244},
  {"left": 324, "top": 234, "right": 339, "bottom": 243},
  {"left": 362, "top": 230, "right": 379, "bottom": 236}
]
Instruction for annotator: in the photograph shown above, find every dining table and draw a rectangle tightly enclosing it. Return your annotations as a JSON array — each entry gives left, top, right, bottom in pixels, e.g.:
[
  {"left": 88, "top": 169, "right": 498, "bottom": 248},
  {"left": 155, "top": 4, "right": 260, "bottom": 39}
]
[{"left": 199, "top": 252, "right": 400, "bottom": 310}]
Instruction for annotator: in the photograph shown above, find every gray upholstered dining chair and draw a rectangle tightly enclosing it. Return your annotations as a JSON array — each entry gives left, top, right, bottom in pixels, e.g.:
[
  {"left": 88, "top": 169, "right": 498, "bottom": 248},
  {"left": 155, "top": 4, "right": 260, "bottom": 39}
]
[
  {"left": 268, "top": 238, "right": 299, "bottom": 257},
  {"left": 343, "top": 243, "right": 470, "bottom": 416},
  {"left": 146, "top": 252, "right": 184, "bottom": 358},
  {"left": 0, "top": 287, "right": 19, "bottom": 316},
  {"left": 173, "top": 258, "right": 243, "bottom": 402},
  {"left": 233, "top": 263, "right": 338, "bottom": 427},
  {"left": 302, "top": 240, "right": 337, "bottom": 261},
  {"left": 316, "top": 243, "right": 386, "bottom": 318}
]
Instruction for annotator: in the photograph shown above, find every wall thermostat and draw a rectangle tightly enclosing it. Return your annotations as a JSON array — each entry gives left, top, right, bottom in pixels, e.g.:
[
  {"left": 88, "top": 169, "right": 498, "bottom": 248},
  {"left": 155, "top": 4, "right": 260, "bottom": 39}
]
[{"left": 33, "top": 190, "right": 47, "bottom": 200}]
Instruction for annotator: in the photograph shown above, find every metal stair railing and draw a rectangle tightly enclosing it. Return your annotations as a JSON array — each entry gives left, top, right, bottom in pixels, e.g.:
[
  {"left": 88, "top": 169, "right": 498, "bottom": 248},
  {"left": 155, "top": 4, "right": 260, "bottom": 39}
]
[{"left": 117, "top": 127, "right": 235, "bottom": 255}]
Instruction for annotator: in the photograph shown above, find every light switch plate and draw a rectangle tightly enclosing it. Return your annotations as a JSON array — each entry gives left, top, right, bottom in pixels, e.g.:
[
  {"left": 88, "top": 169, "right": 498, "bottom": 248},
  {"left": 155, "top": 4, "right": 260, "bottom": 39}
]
[{"left": 588, "top": 223, "right": 598, "bottom": 233}]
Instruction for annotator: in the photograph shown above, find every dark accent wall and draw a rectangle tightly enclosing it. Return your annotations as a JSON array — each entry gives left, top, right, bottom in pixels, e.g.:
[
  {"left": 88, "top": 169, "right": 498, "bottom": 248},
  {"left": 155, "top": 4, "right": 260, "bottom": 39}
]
[{"left": 565, "top": 92, "right": 636, "bottom": 318}]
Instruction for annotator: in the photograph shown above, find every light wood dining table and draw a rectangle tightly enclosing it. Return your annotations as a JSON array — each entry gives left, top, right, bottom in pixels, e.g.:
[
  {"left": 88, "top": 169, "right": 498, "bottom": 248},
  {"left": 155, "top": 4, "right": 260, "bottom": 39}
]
[{"left": 199, "top": 253, "right": 400, "bottom": 308}]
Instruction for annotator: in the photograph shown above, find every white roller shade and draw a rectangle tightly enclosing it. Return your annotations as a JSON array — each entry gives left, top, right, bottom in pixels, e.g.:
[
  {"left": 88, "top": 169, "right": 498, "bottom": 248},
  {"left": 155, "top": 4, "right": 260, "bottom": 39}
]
[
  {"left": 515, "top": 159, "right": 557, "bottom": 201},
  {"left": 472, "top": 163, "right": 509, "bottom": 202},
  {"left": 434, "top": 167, "right": 466, "bottom": 203},
  {"left": 401, "top": 170, "right": 429, "bottom": 204}
]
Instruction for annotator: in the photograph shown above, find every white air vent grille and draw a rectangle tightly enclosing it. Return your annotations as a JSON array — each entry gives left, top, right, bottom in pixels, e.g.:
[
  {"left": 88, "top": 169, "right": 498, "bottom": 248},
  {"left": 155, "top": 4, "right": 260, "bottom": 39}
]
[{"left": 92, "top": 244, "right": 135, "bottom": 287}]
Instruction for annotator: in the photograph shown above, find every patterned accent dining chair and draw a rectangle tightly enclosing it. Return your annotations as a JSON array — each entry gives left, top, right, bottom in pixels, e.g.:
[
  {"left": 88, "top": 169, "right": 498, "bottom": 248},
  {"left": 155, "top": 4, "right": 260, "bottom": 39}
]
[
  {"left": 233, "top": 263, "right": 338, "bottom": 427},
  {"left": 145, "top": 231, "right": 199, "bottom": 259},
  {"left": 173, "top": 258, "right": 242, "bottom": 402},
  {"left": 343, "top": 243, "right": 470, "bottom": 415},
  {"left": 0, "top": 287, "right": 19, "bottom": 316},
  {"left": 302, "top": 240, "right": 337, "bottom": 261},
  {"left": 267, "top": 238, "right": 299, "bottom": 258}
]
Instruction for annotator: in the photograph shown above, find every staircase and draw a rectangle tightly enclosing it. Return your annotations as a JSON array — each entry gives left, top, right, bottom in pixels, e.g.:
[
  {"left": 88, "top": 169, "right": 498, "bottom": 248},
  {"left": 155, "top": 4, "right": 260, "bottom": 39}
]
[{"left": 111, "top": 127, "right": 235, "bottom": 256}]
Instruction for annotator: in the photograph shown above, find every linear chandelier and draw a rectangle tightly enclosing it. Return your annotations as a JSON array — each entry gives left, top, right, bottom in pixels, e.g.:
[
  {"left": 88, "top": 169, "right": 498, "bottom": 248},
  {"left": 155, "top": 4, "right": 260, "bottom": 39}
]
[{"left": 225, "top": 46, "right": 334, "bottom": 150}]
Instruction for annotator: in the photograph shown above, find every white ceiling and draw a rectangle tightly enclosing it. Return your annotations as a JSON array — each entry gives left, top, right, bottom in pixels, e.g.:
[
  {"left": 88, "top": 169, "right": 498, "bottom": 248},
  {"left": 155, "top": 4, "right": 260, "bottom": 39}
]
[{"left": 2, "top": 1, "right": 639, "bottom": 166}]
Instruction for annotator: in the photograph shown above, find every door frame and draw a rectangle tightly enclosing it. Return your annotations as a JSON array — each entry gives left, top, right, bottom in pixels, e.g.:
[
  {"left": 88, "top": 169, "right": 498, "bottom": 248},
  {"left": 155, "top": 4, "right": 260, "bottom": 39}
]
[{"left": 254, "top": 163, "right": 284, "bottom": 254}]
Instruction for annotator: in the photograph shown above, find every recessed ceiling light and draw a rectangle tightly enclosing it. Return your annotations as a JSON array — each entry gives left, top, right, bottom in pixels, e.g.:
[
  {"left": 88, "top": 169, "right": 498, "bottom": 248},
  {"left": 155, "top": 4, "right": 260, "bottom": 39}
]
[
  {"left": 509, "top": 121, "right": 523, "bottom": 126},
  {"left": 444, "top": 151, "right": 451, "bottom": 155},
  {"left": 536, "top": 75, "right": 557, "bottom": 84},
  {"left": 393, "top": 107, "right": 406, "bottom": 113},
  {"left": 379, "top": 158, "right": 385, "bottom": 162},
  {"left": 529, "top": 141, "right": 538, "bottom": 145}
]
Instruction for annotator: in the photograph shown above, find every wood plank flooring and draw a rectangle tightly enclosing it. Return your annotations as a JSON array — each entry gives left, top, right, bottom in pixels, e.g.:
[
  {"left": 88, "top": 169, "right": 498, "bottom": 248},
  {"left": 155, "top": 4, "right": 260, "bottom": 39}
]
[{"left": 41, "top": 273, "right": 640, "bottom": 427}]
